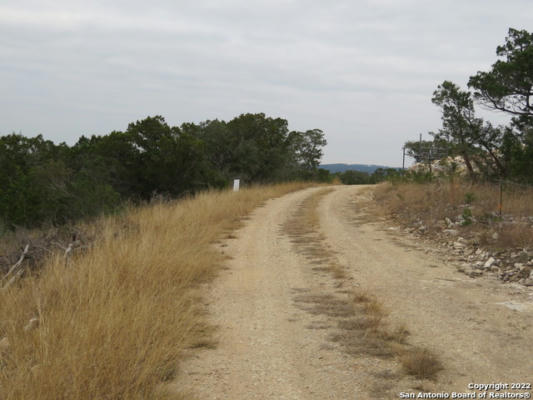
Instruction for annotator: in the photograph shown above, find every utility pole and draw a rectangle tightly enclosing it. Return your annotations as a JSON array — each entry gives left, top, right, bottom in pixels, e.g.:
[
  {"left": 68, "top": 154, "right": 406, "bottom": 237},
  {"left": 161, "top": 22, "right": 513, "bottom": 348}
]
[{"left": 402, "top": 146, "right": 405, "bottom": 170}]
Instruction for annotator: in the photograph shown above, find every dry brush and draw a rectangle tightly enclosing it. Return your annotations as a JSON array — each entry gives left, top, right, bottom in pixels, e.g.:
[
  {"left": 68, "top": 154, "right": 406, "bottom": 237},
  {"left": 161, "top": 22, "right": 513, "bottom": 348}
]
[{"left": 0, "top": 182, "right": 311, "bottom": 400}]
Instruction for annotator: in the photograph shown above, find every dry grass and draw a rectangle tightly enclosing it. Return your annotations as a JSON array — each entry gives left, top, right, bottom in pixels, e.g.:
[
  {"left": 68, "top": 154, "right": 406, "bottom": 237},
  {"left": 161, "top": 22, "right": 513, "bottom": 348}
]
[
  {"left": 338, "top": 291, "right": 440, "bottom": 379},
  {"left": 332, "top": 289, "right": 404, "bottom": 359},
  {"left": 283, "top": 188, "right": 343, "bottom": 280},
  {"left": 373, "top": 181, "right": 533, "bottom": 249},
  {"left": 0, "top": 182, "right": 311, "bottom": 400},
  {"left": 294, "top": 280, "right": 436, "bottom": 379},
  {"left": 398, "top": 347, "right": 443, "bottom": 380}
]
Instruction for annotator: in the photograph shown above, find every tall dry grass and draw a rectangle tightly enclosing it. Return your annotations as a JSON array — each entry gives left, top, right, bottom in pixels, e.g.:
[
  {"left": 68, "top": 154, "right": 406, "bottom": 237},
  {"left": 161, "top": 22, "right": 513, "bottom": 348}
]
[
  {"left": 373, "top": 181, "right": 533, "bottom": 248},
  {"left": 0, "top": 182, "right": 311, "bottom": 400},
  {"left": 375, "top": 181, "right": 533, "bottom": 220}
]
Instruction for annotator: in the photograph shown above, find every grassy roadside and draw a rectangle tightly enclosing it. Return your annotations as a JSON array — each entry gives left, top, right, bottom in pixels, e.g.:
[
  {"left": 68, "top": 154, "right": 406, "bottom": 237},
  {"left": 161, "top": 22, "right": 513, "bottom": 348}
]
[
  {"left": 373, "top": 181, "right": 533, "bottom": 249},
  {"left": 0, "top": 182, "right": 312, "bottom": 400},
  {"left": 371, "top": 182, "right": 533, "bottom": 284}
]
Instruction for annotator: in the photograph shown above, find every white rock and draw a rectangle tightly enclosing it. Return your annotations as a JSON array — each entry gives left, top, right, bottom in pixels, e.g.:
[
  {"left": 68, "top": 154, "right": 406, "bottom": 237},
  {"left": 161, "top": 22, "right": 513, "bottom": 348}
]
[
  {"left": 443, "top": 229, "right": 459, "bottom": 236},
  {"left": 484, "top": 257, "right": 495, "bottom": 269},
  {"left": 492, "top": 232, "right": 499, "bottom": 240}
]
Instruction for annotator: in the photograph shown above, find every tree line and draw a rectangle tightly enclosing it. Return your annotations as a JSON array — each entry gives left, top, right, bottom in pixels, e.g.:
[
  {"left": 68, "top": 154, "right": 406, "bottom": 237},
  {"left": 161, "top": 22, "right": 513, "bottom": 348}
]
[
  {"left": 405, "top": 28, "right": 533, "bottom": 183},
  {"left": 0, "top": 113, "right": 328, "bottom": 229}
]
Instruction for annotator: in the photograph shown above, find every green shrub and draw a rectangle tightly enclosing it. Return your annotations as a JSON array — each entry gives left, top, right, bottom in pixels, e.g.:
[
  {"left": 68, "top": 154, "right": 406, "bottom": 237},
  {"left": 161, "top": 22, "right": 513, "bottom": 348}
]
[
  {"left": 462, "top": 207, "right": 473, "bottom": 226},
  {"left": 464, "top": 192, "right": 475, "bottom": 204}
]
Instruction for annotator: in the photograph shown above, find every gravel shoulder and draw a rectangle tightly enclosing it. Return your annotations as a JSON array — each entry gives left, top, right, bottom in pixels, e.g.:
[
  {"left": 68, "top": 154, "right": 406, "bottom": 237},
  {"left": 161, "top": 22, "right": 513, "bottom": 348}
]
[{"left": 174, "top": 185, "right": 533, "bottom": 399}]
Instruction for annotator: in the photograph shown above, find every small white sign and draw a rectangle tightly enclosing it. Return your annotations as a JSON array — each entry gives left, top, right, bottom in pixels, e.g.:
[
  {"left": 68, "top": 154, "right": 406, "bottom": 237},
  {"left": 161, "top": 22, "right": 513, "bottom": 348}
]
[{"left": 233, "top": 179, "right": 240, "bottom": 191}]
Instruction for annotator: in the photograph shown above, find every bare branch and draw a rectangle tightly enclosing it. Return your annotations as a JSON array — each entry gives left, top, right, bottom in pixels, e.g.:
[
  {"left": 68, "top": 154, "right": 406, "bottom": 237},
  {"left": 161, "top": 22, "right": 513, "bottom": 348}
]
[{"left": 2, "top": 244, "right": 29, "bottom": 282}]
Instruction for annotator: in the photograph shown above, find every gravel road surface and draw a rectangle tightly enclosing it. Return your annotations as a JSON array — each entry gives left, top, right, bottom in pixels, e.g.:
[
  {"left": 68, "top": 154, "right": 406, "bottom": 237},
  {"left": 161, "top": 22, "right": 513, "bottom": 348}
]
[{"left": 175, "top": 186, "right": 533, "bottom": 399}]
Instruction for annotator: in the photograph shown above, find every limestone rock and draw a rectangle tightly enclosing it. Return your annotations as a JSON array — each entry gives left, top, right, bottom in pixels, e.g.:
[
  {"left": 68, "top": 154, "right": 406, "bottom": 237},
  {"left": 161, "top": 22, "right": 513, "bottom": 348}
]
[
  {"left": 473, "top": 261, "right": 484, "bottom": 269},
  {"left": 443, "top": 229, "right": 459, "bottom": 236},
  {"left": 484, "top": 257, "right": 495, "bottom": 269},
  {"left": 469, "top": 270, "right": 483, "bottom": 277}
]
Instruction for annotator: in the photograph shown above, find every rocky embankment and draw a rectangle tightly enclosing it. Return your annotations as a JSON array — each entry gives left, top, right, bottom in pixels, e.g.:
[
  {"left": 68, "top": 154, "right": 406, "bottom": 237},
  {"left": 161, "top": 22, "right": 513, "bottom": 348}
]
[{"left": 399, "top": 206, "right": 533, "bottom": 287}]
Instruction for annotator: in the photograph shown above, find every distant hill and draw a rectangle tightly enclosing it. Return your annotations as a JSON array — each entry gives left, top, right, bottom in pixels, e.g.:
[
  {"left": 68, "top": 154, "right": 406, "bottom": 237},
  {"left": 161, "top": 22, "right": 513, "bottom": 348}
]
[{"left": 320, "top": 163, "right": 393, "bottom": 173}]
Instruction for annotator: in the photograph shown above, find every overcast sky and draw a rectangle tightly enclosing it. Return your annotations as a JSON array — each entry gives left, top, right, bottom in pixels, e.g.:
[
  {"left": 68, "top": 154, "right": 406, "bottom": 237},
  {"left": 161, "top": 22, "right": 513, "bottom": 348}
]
[{"left": 1, "top": 1, "right": 531, "bottom": 166}]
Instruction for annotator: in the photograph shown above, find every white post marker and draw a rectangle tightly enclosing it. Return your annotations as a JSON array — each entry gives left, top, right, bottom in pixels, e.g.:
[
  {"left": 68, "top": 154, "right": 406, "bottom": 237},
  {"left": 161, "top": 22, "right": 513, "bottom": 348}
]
[{"left": 233, "top": 179, "right": 240, "bottom": 192}]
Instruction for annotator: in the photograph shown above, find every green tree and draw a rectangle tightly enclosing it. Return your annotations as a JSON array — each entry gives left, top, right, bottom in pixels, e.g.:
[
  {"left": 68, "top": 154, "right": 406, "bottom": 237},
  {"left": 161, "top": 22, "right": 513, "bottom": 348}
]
[
  {"left": 431, "top": 81, "right": 483, "bottom": 177},
  {"left": 339, "top": 170, "right": 370, "bottom": 185},
  {"left": 0, "top": 113, "right": 328, "bottom": 229},
  {"left": 186, "top": 116, "right": 327, "bottom": 182},
  {"left": 288, "top": 129, "right": 327, "bottom": 172},
  {"left": 473, "top": 122, "right": 506, "bottom": 176},
  {"left": 183, "top": 120, "right": 233, "bottom": 186},
  {"left": 468, "top": 28, "right": 533, "bottom": 117},
  {"left": 126, "top": 116, "right": 213, "bottom": 197},
  {"left": 403, "top": 139, "right": 449, "bottom": 164},
  {"left": 225, "top": 113, "right": 292, "bottom": 182},
  {"left": 370, "top": 168, "right": 402, "bottom": 183},
  {"left": 0, "top": 134, "right": 70, "bottom": 227},
  {"left": 467, "top": 28, "right": 533, "bottom": 180},
  {"left": 70, "top": 131, "right": 141, "bottom": 198},
  {"left": 501, "top": 125, "right": 533, "bottom": 182}
]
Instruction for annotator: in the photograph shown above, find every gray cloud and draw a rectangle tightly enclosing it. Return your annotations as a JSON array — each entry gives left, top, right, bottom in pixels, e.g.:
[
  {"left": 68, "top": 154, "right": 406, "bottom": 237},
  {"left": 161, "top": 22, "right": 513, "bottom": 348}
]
[{"left": 1, "top": 0, "right": 531, "bottom": 165}]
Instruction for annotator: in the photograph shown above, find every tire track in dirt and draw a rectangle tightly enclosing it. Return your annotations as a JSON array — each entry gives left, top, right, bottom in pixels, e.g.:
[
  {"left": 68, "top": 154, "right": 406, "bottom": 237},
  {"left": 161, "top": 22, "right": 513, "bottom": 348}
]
[{"left": 173, "top": 187, "right": 365, "bottom": 399}]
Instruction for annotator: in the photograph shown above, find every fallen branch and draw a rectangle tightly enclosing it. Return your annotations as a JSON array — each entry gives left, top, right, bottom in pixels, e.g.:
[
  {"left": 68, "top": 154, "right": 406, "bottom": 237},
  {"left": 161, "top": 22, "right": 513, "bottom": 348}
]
[
  {"left": 2, "top": 244, "right": 29, "bottom": 282},
  {"left": 53, "top": 239, "right": 82, "bottom": 266},
  {"left": 2, "top": 268, "right": 25, "bottom": 291}
]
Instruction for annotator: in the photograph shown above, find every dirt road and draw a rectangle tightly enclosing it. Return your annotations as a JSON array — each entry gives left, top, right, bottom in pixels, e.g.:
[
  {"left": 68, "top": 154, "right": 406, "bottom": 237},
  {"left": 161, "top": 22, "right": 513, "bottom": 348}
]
[{"left": 175, "top": 186, "right": 533, "bottom": 399}]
